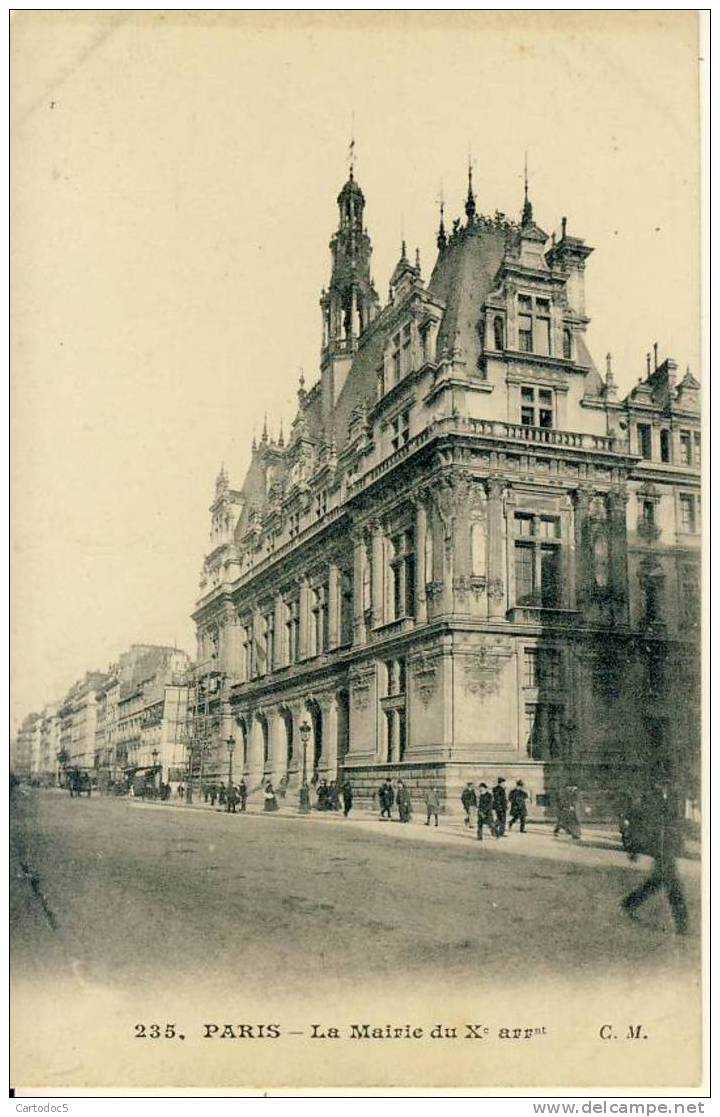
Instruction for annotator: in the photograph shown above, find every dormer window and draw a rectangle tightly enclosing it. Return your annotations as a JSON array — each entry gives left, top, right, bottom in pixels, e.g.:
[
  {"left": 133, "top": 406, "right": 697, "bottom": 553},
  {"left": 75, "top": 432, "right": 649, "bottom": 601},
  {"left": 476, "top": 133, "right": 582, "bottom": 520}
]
[{"left": 517, "top": 294, "right": 552, "bottom": 356}]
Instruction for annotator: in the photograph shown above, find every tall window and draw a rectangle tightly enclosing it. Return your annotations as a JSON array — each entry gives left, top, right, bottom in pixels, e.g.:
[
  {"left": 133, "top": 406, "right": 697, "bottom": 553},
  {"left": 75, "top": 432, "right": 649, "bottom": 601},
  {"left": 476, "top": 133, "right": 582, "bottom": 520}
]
[
  {"left": 679, "top": 494, "right": 697, "bottom": 533},
  {"left": 562, "top": 328, "right": 573, "bottom": 360},
  {"left": 315, "top": 490, "right": 327, "bottom": 519},
  {"left": 513, "top": 514, "right": 562, "bottom": 608},
  {"left": 242, "top": 624, "right": 253, "bottom": 681},
  {"left": 390, "top": 408, "right": 411, "bottom": 451},
  {"left": 391, "top": 333, "right": 401, "bottom": 383},
  {"left": 520, "top": 386, "right": 553, "bottom": 428},
  {"left": 493, "top": 315, "right": 505, "bottom": 350},
  {"left": 517, "top": 294, "right": 553, "bottom": 355},
  {"left": 289, "top": 510, "right": 301, "bottom": 539},
  {"left": 660, "top": 429, "right": 671, "bottom": 463},
  {"left": 679, "top": 563, "right": 700, "bottom": 627},
  {"left": 285, "top": 599, "right": 300, "bottom": 664},
  {"left": 679, "top": 431, "right": 691, "bottom": 465},
  {"left": 523, "top": 648, "right": 539, "bottom": 687},
  {"left": 638, "top": 424, "right": 652, "bottom": 460},
  {"left": 693, "top": 432, "right": 701, "bottom": 467},
  {"left": 389, "top": 530, "right": 416, "bottom": 620},
  {"left": 401, "top": 323, "right": 412, "bottom": 374},
  {"left": 518, "top": 295, "right": 533, "bottom": 351}
]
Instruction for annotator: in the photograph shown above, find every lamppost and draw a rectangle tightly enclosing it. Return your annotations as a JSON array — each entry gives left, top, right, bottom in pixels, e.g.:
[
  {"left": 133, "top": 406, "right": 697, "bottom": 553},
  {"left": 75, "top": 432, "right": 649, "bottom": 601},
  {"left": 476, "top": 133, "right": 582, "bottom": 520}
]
[
  {"left": 151, "top": 748, "right": 159, "bottom": 797},
  {"left": 226, "top": 734, "right": 235, "bottom": 792},
  {"left": 299, "top": 720, "right": 311, "bottom": 784}
]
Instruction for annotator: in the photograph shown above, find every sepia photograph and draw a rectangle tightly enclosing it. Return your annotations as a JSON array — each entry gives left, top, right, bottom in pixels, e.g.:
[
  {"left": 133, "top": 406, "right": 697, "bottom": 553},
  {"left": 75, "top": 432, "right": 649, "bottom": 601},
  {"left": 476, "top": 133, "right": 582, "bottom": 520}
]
[{"left": 9, "top": 10, "right": 705, "bottom": 1096}]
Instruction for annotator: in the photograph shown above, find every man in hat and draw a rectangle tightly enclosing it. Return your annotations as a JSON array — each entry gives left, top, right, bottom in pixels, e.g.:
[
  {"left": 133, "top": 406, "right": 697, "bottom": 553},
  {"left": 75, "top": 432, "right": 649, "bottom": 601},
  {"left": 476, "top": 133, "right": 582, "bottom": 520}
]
[
  {"left": 460, "top": 781, "right": 477, "bottom": 829},
  {"left": 492, "top": 777, "right": 508, "bottom": 838},
  {"left": 622, "top": 779, "right": 688, "bottom": 935},
  {"left": 508, "top": 779, "right": 529, "bottom": 833},
  {"left": 424, "top": 786, "right": 440, "bottom": 828},
  {"left": 554, "top": 784, "right": 582, "bottom": 840},
  {"left": 476, "top": 783, "right": 495, "bottom": 841}
]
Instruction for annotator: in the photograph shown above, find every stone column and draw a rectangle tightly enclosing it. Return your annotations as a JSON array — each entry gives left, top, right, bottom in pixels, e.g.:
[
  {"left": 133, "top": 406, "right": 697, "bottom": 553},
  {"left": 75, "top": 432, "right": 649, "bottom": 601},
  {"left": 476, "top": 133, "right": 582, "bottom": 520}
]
[
  {"left": 414, "top": 498, "right": 428, "bottom": 623},
  {"left": 327, "top": 560, "right": 340, "bottom": 650},
  {"left": 352, "top": 531, "right": 367, "bottom": 647},
  {"left": 371, "top": 521, "right": 384, "bottom": 628},
  {"left": 486, "top": 478, "right": 507, "bottom": 618},
  {"left": 268, "top": 709, "right": 287, "bottom": 783},
  {"left": 252, "top": 608, "right": 263, "bottom": 677},
  {"left": 273, "top": 594, "right": 284, "bottom": 670},
  {"left": 573, "top": 487, "right": 594, "bottom": 615},
  {"left": 387, "top": 708, "right": 398, "bottom": 764},
  {"left": 320, "top": 694, "right": 339, "bottom": 780},
  {"left": 288, "top": 704, "right": 304, "bottom": 785},
  {"left": 608, "top": 487, "right": 630, "bottom": 625},
  {"left": 299, "top": 577, "right": 310, "bottom": 659}
]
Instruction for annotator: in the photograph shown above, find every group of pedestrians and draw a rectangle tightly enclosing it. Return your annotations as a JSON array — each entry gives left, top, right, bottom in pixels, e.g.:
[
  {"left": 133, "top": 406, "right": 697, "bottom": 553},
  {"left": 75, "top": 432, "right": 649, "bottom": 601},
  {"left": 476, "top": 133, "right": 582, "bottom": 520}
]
[
  {"left": 313, "top": 777, "right": 354, "bottom": 816},
  {"left": 378, "top": 778, "right": 413, "bottom": 823},
  {"left": 460, "top": 777, "right": 529, "bottom": 840}
]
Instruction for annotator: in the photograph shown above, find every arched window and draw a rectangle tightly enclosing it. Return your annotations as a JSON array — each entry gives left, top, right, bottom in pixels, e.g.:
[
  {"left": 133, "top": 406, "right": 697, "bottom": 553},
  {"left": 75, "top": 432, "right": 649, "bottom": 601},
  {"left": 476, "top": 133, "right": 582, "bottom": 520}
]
[
  {"left": 563, "top": 328, "right": 573, "bottom": 360},
  {"left": 493, "top": 316, "right": 505, "bottom": 351}
]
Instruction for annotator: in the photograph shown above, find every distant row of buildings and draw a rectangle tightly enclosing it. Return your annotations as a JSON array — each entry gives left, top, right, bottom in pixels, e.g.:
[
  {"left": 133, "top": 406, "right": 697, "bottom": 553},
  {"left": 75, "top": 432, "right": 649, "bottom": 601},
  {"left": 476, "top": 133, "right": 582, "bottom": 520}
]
[{"left": 12, "top": 645, "right": 192, "bottom": 790}]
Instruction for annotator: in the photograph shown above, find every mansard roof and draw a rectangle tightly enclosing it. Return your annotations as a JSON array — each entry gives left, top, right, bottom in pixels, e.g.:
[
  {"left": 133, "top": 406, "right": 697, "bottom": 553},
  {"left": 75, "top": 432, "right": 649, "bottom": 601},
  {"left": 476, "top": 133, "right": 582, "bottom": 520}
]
[{"left": 428, "top": 223, "right": 508, "bottom": 364}]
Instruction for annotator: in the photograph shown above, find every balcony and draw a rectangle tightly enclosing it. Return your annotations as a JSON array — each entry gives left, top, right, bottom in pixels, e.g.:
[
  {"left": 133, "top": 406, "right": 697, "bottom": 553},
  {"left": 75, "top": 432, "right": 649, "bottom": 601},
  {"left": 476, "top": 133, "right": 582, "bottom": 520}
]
[
  {"left": 450, "top": 416, "right": 617, "bottom": 453},
  {"left": 507, "top": 606, "right": 579, "bottom": 627}
]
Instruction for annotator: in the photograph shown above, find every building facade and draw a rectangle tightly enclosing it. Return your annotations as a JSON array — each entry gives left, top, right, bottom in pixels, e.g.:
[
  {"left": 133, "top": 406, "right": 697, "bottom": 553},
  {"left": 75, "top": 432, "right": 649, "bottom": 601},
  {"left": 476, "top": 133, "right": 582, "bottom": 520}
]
[{"left": 195, "top": 167, "right": 692, "bottom": 815}]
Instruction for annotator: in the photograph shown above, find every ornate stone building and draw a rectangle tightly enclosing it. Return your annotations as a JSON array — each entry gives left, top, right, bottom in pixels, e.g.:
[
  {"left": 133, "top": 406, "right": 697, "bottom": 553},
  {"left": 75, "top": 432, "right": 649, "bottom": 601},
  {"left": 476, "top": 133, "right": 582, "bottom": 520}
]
[{"left": 191, "top": 165, "right": 701, "bottom": 816}]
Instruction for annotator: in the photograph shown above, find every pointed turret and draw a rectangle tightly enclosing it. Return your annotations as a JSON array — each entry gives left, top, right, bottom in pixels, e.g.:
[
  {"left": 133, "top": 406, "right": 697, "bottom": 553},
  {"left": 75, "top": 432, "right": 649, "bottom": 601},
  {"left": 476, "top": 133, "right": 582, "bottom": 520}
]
[{"left": 437, "top": 199, "right": 447, "bottom": 250}]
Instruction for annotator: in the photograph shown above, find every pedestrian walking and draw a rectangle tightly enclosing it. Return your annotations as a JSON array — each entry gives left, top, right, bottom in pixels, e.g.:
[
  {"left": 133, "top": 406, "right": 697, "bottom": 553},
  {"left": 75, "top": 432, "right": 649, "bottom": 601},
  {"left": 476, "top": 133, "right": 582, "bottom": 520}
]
[
  {"left": 177, "top": 784, "right": 184, "bottom": 800},
  {"left": 227, "top": 783, "right": 238, "bottom": 813},
  {"left": 218, "top": 783, "right": 227, "bottom": 807},
  {"left": 621, "top": 780, "right": 688, "bottom": 935},
  {"left": 278, "top": 774, "right": 289, "bottom": 800},
  {"left": 508, "top": 780, "right": 529, "bottom": 832},
  {"left": 424, "top": 786, "right": 440, "bottom": 827},
  {"left": 299, "top": 780, "right": 311, "bottom": 815},
  {"left": 492, "top": 777, "right": 507, "bottom": 837},
  {"left": 203, "top": 785, "right": 210, "bottom": 804},
  {"left": 379, "top": 778, "right": 394, "bottom": 820},
  {"left": 460, "top": 781, "right": 477, "bottom": 828},
  {"left": 341, "top": 778, "right": 353, "bottom": 817},
  {"left": 476, "top": 783, "right": 496, "bottom": 841},
  {"left": 209, "top": 784, "right": 217, "bottom": 807},
  {"left": 396, "top": 780, "right": 412, "bottom": 823},
  {"left": 238, "top": 778, "right": 248, "bottom": 812},
  {"left": 620, "top": 790, "right": 644, "bottom": 861},
  {"left": 316, "top": 779, "right": 329, "bottom": 811},
  {"left": 554, "top": 784, "right": 582, "bottom": 840},
  {"left": 328, "top": 780, "right": 341, "bottom": 811},
  {"left": 264, "top": 781, "right": 278, "bottom": 812}
]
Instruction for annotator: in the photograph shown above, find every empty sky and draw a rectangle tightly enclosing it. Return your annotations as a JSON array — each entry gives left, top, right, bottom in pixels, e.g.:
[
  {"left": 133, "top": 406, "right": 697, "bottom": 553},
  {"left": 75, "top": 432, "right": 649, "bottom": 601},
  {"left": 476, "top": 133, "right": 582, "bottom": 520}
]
[{"left": 11, "top": 12, "right": 700, "bottom": 730}]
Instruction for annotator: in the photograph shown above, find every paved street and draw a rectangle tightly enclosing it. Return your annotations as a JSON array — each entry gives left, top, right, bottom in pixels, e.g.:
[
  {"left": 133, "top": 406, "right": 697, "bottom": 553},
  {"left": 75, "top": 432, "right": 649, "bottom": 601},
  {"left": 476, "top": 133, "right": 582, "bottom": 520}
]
[{"left": 11, "top": 789, "right": 700, "bottom": 997}]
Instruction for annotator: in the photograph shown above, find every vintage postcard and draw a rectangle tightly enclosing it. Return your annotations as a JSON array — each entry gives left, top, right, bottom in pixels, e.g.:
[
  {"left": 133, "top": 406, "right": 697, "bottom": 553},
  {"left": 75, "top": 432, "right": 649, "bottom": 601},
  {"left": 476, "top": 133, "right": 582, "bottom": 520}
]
[{"left": 10, "top": 11, "right": 706, "bottom": 1095}]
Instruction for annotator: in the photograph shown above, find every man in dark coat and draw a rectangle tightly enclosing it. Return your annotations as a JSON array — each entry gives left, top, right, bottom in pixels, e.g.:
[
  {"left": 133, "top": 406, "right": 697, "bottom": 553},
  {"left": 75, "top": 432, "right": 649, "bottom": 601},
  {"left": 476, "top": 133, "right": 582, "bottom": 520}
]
[
  {"left": 396, "top": 780, "right": 412, "bottom": 823},
  {"left": 460, "top": 782, "right": 477, "bottom": 829},
  {"left": 508, "top": 780, "right": 529, "bottom": 832},
  {"left": 299, "top": 780, "right": 311, "bottom": 814},
  {"left": 621, "top": 781, "right": 688, "bottom": 934},
  {"left": 226, "top": 783, "right": 238, "bottom": 813},
  {"left": 238, "top": 778, "right": 248, "bottom": 811},
  {"left": 476, "top": 783, "right": 496, "bottom": 841},
  {"left": 209, "top": 784, "right": 217, "bottom": 807},
  {"left": 492, "top": 777, "right": 508, "bottom": 837},
  {"left": 554, "top": 784, "right": 582, "bottom": 840},
  {"left": 218, "top": 783, "right": 227, "bottom": 806},
  {"left": 341, "top": 778, "right": 353, "bottom": 817},
  {"left": 379, "top": 779, "right": 394, "bottom": 820}
]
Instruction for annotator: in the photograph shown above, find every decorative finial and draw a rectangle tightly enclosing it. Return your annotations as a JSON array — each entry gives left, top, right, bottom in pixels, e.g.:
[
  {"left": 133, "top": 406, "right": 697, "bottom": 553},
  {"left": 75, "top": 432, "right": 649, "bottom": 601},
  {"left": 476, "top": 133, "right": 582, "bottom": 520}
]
[
  {"left": 522, "top": 151, "right": 533, "bottom": 226},
  {"left": 348, "top": 110, "right": 356, "bottom": 179},
  {"left": 653, "top": 341, "right": 658, "bottom": 370},
  {"left": 646, "top": 352, "right": 651, "bottom": 377},
  {"left": 465, "top": 150, "right": 476, "bottom": 224},
  {"left": 261, "top": 413, "right": 268, "bottom": 443},
  {"left": 606, "top": 353, "right": 613, "bottom": 380},
  {"left": 415, "top": 246, "right": 421, "bottom": 273},
  {"left": 436, "top": 185, "right": 447, "bottom": 250},
  {"left": 561, "top": 216, "right": 567, "bottom": 239},
  {"left": 278, "top": 420, "right": 285, "bottom": 448}
]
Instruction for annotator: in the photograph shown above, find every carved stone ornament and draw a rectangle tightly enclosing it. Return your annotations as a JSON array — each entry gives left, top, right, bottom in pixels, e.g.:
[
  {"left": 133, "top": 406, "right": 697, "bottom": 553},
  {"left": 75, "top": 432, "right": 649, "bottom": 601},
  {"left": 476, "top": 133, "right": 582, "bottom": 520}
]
[
  {"left": 412, "top": 654, "right": 438, "bottom": 706},
  {"left": 487, "top": 577, "right": 505, "bottom": 603},
  {"left": 425, "top": 580, "right": 444, "bottom": 600},
  {"left": 462, "top": 639, "right": 513, "bottom": 698}
]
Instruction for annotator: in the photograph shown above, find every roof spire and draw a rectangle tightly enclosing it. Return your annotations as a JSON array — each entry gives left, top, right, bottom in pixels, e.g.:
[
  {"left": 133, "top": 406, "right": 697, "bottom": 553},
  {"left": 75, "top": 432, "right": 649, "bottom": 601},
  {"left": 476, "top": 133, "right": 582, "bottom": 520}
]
[
  {"left": 415, "top": 246, "right": 421, "bottom": 273},
  {"left": 348, "top": 110, "right": 356, "bottom": 180},
  {"left": 278, "top": 419, "right": 285, "bottom": 447},
  {"left": 261, "top": 413, "right": 268, "bottom": 443},
  {"left": 465, "top": 150, "right": 476, "bottom": 225},
  {"left": 522, "top": 150, "right": 533, "bottom": 226},
  {"left": 436, "top": 185, "right": 447, "bottom": 250}
]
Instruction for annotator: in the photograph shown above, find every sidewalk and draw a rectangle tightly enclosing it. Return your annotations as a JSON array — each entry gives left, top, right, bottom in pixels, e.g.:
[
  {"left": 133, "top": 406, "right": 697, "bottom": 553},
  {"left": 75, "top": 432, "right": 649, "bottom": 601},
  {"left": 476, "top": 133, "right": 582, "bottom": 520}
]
[{"left": 129, "top": 794, "right": 700, "bottom": 878}]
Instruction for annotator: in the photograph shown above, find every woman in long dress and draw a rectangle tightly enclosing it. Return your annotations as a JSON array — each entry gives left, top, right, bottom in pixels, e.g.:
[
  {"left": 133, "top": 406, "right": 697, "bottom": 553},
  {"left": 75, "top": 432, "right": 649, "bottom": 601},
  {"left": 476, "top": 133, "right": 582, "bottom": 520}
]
[{"left": 264, "top": 781, "right": 278, "bottom": 812}]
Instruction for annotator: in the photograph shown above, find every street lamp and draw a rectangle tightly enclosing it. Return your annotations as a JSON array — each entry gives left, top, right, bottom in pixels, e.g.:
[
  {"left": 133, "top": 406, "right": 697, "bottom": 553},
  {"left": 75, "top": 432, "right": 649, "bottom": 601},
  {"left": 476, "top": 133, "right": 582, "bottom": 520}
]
[
  {"left": 226, "top": 734, "right": 236, "bottom": 792},
  {"left": 151, "top": 748, "right": 159, "bottom": 796},
  {"left": 299, "top": 720, "right": 311, "bottom": 784}
]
